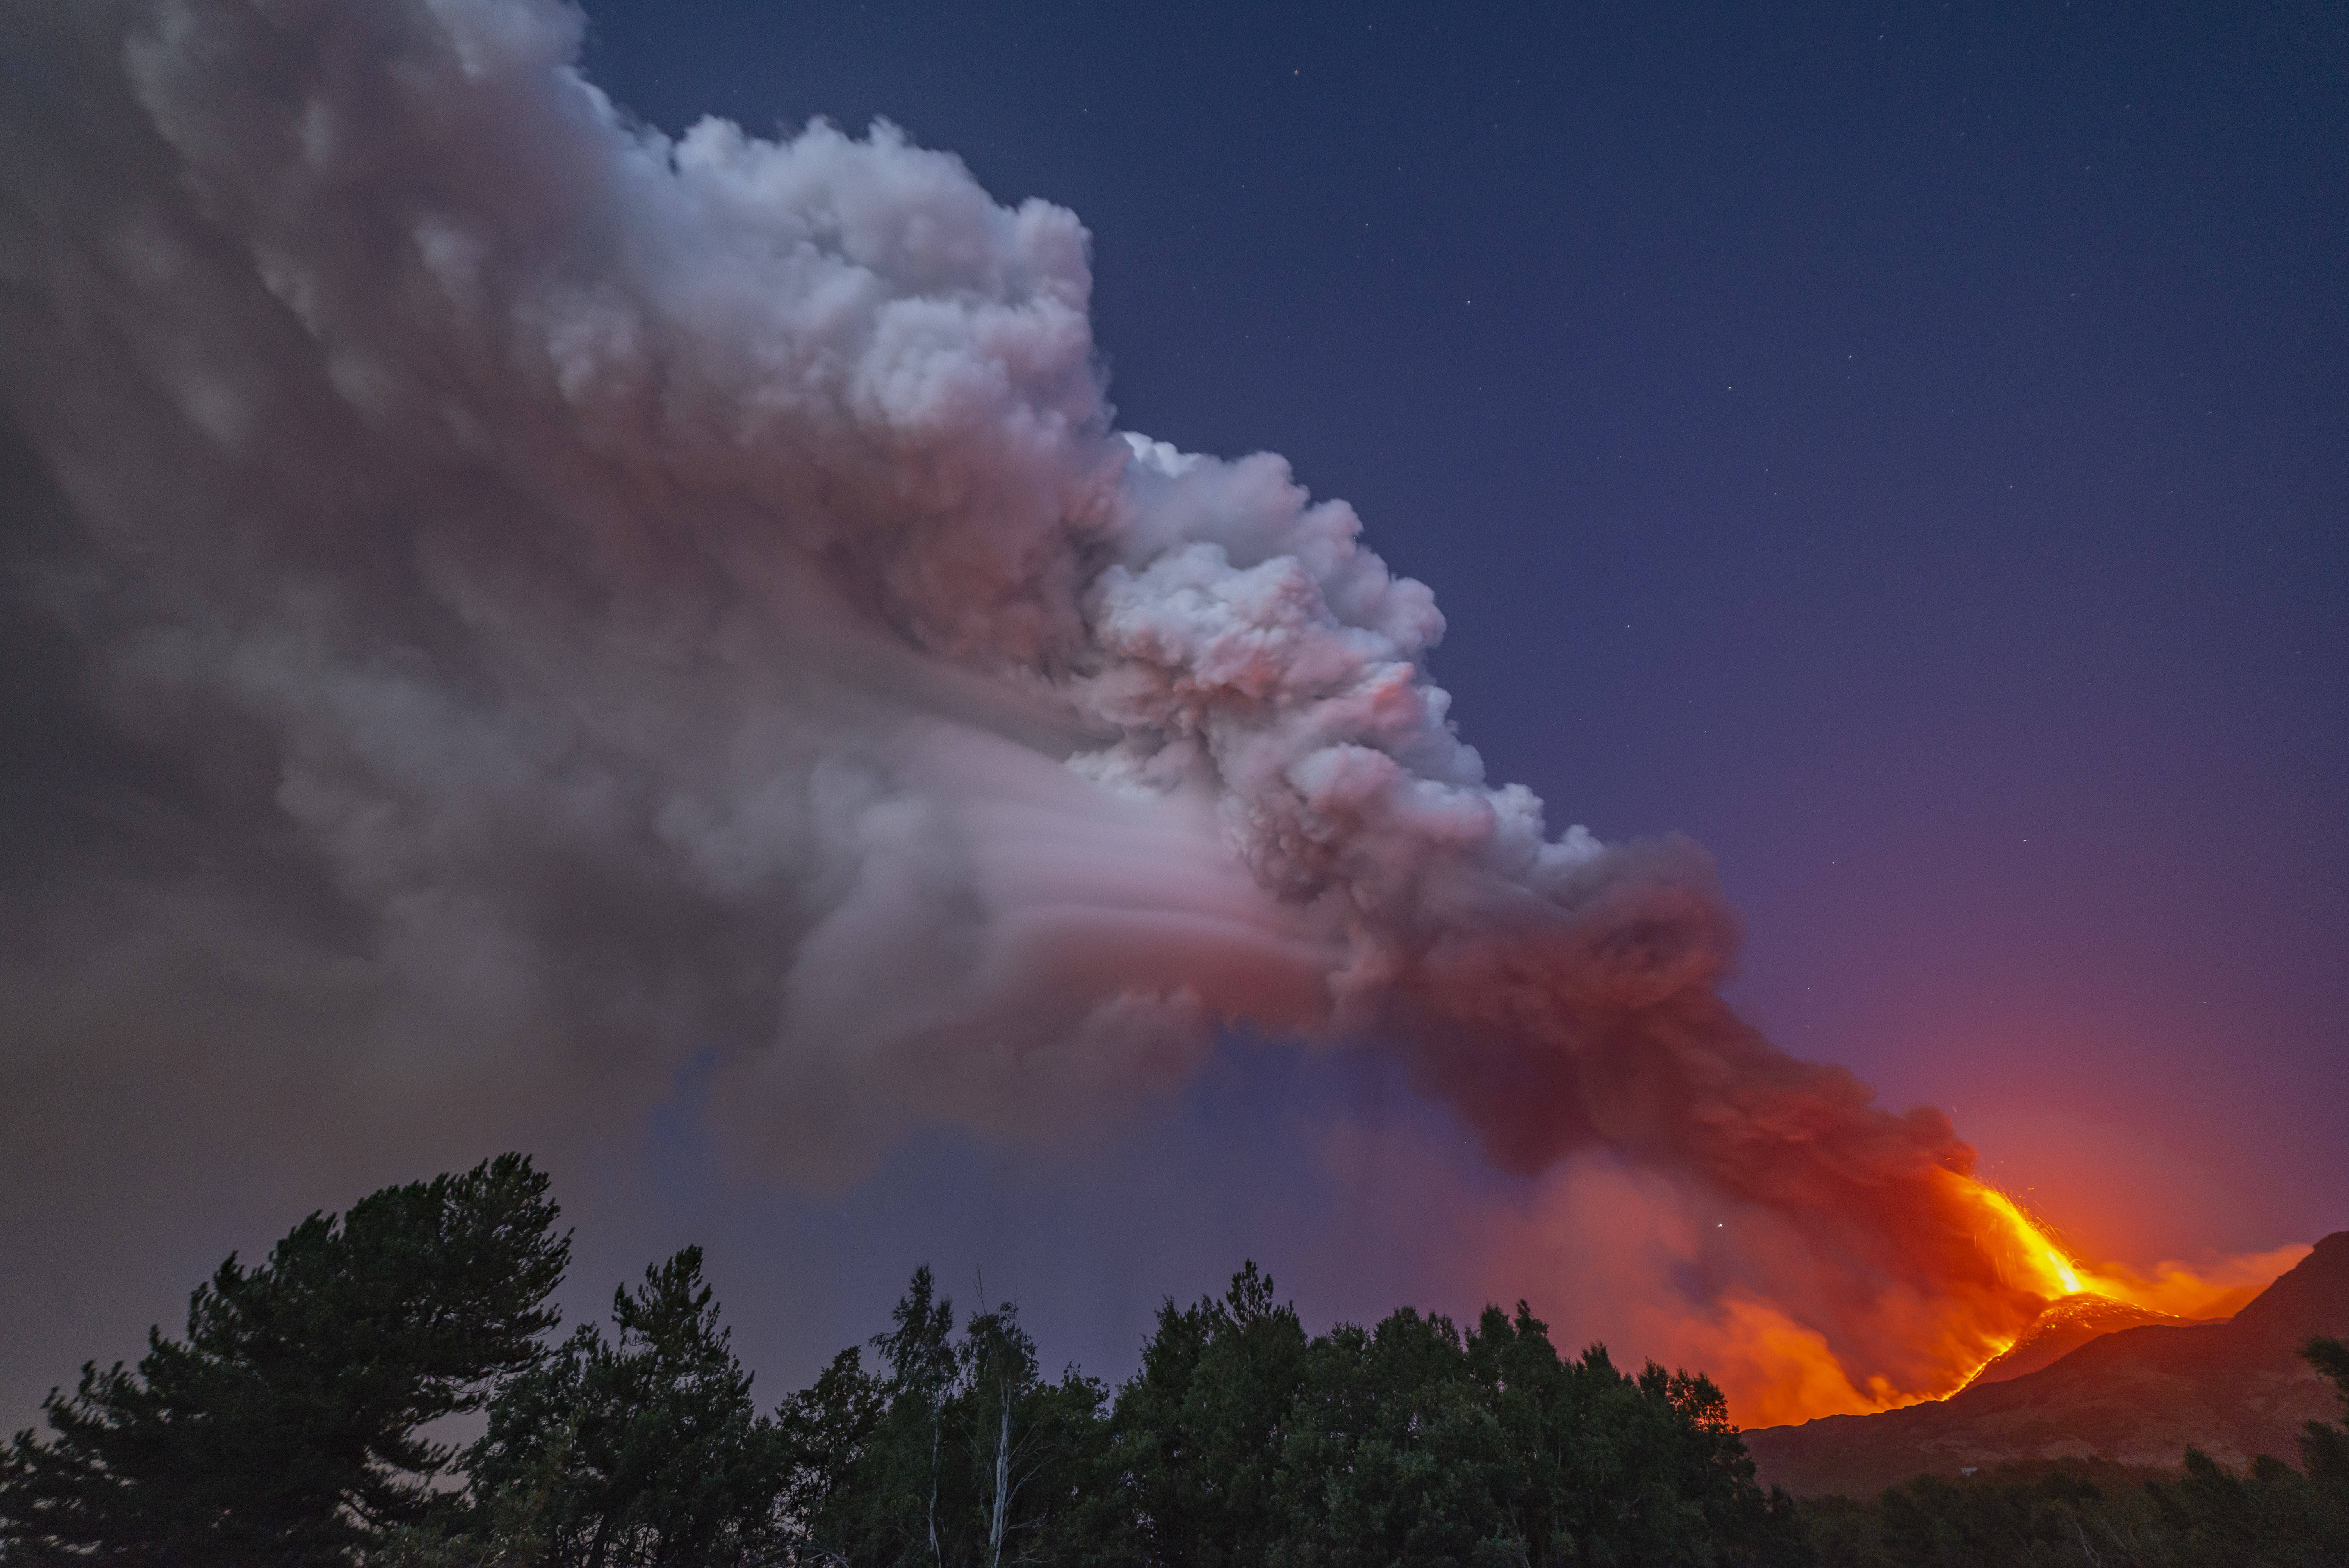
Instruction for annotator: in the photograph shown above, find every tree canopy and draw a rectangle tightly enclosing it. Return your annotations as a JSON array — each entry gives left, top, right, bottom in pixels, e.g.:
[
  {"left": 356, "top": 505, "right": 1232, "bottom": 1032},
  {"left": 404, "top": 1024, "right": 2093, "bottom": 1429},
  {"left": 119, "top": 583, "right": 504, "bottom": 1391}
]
[
  {"left": 9, "top": 1158, "right": 2342, "bottom": 1567},
  {"left": 0, "top": 1154, "right": 567, "bottom": 1565}
]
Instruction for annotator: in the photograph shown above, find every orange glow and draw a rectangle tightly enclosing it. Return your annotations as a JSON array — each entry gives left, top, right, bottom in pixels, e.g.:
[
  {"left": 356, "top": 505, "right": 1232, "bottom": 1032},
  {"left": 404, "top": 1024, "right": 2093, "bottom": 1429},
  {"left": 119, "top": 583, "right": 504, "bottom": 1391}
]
[
  {"left": 1952, "top": 1176, "right": 2311, "bottom": 1323},
  {"left": 1962, "top": 1181, "right": 2085, "bottom": 1299},
  {"left": 1693, "top": 1177, "right": 2308, "bottom": 1427},
  {"left": 1681, "top": 1299, "right": 1889, "bottom": 1429},
  {"left": 1499, "top": 1154, "right": 2307, "bottom": 1432},
  {"left": 2068, "top": 1244, "right": 2312, "bottom": 1319}
]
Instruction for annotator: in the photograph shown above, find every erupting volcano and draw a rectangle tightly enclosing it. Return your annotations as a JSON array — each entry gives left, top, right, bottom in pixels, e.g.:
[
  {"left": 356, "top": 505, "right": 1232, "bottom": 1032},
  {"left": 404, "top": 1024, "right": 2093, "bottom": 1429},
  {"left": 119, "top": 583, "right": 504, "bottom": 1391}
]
[
  {"left": 1886, "top": 1180, "right": 2302, "bottom": 1411},
  {"left": 0, "top": 0, "right": 2329, "bottom": 1445},
  {"left": 1587, "top": 1162, "right": 2307, "bottom": 1429}
]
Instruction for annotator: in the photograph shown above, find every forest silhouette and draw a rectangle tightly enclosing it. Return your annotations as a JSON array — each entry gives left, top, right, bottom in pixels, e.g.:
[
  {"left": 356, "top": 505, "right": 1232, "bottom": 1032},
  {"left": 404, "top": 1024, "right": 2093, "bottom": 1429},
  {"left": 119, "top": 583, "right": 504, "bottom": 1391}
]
[{"left": 4, "top": 1157, "right": 2343, "bottom": 1566}]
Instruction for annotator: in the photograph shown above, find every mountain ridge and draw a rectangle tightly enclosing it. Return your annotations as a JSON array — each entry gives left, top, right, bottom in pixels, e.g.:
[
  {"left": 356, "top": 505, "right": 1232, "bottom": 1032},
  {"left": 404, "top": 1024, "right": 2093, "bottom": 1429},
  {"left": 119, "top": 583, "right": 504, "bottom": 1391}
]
[
  {"left": 1741, "top": 1231, "right": 2349, "bottom": 1497},
  {"left": 1961, "top": 1292, "right": 2196, "bottom": 1389}
]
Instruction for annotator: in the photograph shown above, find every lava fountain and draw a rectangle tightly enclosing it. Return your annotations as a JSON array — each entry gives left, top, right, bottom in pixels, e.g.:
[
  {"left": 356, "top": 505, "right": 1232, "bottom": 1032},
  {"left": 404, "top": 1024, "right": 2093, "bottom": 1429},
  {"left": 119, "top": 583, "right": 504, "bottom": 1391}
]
[{"left": 1689, "top": 1172, "right": 2312, "bottom": 1425}]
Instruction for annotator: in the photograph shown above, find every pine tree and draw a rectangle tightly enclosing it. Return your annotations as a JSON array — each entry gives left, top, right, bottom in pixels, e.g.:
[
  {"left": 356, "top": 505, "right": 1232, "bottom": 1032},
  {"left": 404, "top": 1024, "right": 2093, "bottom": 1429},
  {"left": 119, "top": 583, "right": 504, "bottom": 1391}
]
[
  {"left": 2300, "top": 1336, "right": 2349, "bottom": 1491},
  {"left": 466, "top": 1246, "right": 785, "bottom": 1566},
  {"left": 0, "top": 1155, "right": 568, "bottom": 1566}
]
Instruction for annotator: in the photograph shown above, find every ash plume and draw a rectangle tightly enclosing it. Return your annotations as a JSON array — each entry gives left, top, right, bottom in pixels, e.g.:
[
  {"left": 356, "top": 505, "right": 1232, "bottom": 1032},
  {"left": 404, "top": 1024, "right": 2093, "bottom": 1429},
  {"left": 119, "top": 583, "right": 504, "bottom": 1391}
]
[{"left": 4, "top": 0, "right": 2051, "bottom": 1412}]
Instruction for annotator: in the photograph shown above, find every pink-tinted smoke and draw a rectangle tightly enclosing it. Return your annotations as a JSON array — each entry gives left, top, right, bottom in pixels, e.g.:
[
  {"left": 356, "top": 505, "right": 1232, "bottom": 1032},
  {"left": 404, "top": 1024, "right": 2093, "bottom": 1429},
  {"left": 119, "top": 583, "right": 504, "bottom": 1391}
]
[{"left": 1, "top": 0, "right": 2279, "bottom": 1419}]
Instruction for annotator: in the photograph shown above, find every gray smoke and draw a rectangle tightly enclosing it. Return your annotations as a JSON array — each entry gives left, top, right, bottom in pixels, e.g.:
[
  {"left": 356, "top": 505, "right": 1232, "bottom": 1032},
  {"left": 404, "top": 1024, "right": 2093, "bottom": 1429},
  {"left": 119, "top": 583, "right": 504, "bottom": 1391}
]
[{"left": 0, "top": 0, "right": 2039, "bottom": 1421}]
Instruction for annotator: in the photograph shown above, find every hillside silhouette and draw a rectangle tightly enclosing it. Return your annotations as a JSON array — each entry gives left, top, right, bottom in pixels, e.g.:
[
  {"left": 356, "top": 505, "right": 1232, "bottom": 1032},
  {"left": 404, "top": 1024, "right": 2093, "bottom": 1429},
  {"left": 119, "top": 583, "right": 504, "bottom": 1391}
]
[{"left": 1745, "top": 1231, "right": 2349, "bottom": 1497}]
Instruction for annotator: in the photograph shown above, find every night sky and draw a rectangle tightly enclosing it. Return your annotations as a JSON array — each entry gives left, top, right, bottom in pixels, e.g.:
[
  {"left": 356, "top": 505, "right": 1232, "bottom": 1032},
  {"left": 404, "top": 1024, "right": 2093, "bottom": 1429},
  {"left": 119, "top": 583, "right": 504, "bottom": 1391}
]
[
  {"left": 3, "top": 0, "right": 2345, "bottom": 1427},
  {"left": 577, "top": 0, "right": 2347, "bottom": 1363}
]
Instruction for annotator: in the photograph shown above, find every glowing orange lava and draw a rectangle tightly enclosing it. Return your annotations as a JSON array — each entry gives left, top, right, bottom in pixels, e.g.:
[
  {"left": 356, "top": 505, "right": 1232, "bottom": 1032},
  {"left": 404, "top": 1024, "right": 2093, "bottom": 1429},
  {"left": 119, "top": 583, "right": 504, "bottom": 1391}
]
[
  {"left": 1694, "top": 1176, "right": 2310, "bottom": 1429},
  {"left": 1957, "top": 1177, "right": 2306, "bottom": 1325},
  {"left": 1964, "top": 1182, "right": 2085, "bottom": 1301}
]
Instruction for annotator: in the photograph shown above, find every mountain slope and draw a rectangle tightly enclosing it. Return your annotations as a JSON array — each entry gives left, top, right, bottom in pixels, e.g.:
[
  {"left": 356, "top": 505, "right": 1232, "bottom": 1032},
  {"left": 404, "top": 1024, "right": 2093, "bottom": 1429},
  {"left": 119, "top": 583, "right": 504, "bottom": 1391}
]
[
  {"left": 1743, "top": 1231, "right": 2349, "bottom": 1497},
  {"left": 1962, "top": 1293, "right": 2194, "bottom": 1388}
]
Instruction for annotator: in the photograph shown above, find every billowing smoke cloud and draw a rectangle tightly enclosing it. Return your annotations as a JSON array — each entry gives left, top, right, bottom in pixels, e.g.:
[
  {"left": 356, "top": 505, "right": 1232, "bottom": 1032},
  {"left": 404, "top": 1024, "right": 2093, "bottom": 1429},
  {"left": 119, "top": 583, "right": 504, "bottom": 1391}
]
[{"left": 4, "top": 0, "right": 2083, "bottom": 1417}]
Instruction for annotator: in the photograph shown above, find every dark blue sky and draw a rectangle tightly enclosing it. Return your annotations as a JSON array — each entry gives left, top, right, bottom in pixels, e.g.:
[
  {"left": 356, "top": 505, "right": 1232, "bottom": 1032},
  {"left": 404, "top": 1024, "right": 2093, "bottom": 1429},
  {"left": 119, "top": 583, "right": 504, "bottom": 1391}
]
[{"left": 216, "top": 0, "right": 2324, "bottom": 1393}]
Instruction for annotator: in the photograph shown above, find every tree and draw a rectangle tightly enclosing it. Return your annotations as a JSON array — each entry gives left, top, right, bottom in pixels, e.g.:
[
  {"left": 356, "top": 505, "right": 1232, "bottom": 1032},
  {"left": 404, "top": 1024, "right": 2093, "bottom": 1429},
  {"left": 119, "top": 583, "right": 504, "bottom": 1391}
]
[
  {"left": 1096, "top": 1269, "right": 1806, "bottom": 1568},
  {"left": 875, "top": 1264, "right": 963, "bottom": 1568},
  {"left": 960, "top": 1301, "right": 1044, "bottom": 1568},
  {"left": 3, "top": 1175, "right": 1821, "bottom": 1568},
  {"left": 779, "top": 1269, "right": 1115, "bottom": 1568},
  {"left": 953, "top": 1297, "right": 1111, "bottom": 1568},
  {"left": 465, "top": 1246, "right": 784, "bottom": 1567},
  {"left": 2133, "top": 1337, "right": 2349, "bottom": 1564},
  {"left": 0, "top": 1154, "right": 568, "bottom": 1566},
  {"left": 1105, "top": 1260, "right": 1311, "bottom": 1566},
  {"left": 2300, "top": 1336, "right": 2349, "bottom": 1492},
  {"left": 1269, "top": 1305, "right": 1525, "bottom": 1565},
  {"left": 776, "top": 1347, "right": 888, "bottom": 1562}
]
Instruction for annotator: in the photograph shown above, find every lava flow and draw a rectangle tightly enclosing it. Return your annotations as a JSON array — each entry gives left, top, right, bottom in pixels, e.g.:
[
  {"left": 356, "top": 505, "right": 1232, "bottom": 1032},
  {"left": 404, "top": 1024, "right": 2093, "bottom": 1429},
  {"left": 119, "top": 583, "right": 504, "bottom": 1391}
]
[
  {"left": 1963, "top": 1179, "right": 2304, "bottom": 1324},
  {"left": 1656, "top": 1172, "right": 2312, "bottom": 1431},
  {"left": 1966, "top": 1183, "right": 2087, "bottom": 1301},
  {"left": 1714, "top": 1175, "right": 2313, "bottom": 1427}
]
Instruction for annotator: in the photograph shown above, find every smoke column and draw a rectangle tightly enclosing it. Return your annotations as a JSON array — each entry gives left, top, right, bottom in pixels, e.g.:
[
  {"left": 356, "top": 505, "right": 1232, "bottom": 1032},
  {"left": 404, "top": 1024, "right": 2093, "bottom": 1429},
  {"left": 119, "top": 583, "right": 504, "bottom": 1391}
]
[{"left": 0, "top": 0, "right": 2243, "bottom": 1417}]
